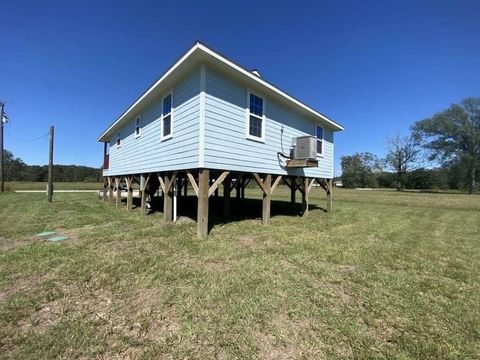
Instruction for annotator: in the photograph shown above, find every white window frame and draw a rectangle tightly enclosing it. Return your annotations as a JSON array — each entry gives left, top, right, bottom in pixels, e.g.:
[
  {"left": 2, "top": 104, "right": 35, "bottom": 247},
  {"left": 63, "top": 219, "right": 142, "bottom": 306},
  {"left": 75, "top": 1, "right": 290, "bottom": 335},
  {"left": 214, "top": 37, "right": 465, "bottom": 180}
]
[
  {"left": 245, "top": 90, "right": 266, "bottom": 143},
  {"left": 134, "top": 115, "right": 142, "bottom": 138},
  {"left": 161, "top": 91, "right": 173, "bottom": 141},
  {"left": 116, "top": 131, "right": 122, "bottom": 148},
  {"left": 316, "top": 124, "right": 324, "bottom": 157}
]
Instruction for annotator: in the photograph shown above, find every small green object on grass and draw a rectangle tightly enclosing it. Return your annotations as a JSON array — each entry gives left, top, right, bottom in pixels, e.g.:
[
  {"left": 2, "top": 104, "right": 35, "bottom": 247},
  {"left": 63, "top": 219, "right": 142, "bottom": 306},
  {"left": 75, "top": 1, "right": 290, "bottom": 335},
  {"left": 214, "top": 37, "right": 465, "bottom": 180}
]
[
  {"left": 36, "top": 231, "right": 56, "bottom": 237},
  {"left": 48, "top": 236, "right": 68, "bottom": 242}
]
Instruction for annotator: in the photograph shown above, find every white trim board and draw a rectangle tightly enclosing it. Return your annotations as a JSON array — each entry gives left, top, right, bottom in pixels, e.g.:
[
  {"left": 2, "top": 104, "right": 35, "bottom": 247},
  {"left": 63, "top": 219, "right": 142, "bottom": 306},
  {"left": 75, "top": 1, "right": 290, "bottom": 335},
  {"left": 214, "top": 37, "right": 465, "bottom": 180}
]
[{"left": 199, "top": 64, "right": 206, "bottom": 167}]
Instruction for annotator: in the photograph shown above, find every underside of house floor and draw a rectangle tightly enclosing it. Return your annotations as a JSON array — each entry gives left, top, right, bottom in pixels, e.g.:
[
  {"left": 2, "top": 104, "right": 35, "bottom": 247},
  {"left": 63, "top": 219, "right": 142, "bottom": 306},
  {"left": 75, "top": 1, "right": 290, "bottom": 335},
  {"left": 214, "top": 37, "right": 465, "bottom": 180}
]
[{"left": 103, "top": 169, "right": 333, "bottom": 237}]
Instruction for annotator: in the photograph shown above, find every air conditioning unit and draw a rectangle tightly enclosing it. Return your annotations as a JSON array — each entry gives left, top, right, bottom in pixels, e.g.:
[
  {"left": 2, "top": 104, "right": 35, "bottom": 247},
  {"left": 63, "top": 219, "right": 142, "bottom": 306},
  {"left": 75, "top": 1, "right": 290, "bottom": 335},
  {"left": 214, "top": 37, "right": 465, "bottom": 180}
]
[{"left": 292, "top": 136, "right": 317, "bottom": 160}]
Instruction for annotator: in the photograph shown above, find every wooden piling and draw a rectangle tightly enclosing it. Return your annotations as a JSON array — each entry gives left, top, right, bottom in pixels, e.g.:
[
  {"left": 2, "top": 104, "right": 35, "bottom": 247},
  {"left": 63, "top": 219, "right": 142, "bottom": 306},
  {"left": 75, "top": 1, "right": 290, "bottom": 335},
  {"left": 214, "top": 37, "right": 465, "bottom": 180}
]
[
  {"left": 108, "top": 177, "right": 114, "bottom": 205},
  {"left": 327, "top": 178, "right": 333, "bottom": 213},
  {"left": 197, "top": 169, "right": 210, "bottom": 237},
  {"left": 103, "top": 177, "right": 108, "bottom": 202},
  {"left": 115, "top": 177, "right": 121, "bottom": 206},
  {"left": 290, "top": 178, "right": 296, "bottom": 204},
  {"left": 302, "top": 178, "right": 309, "bottom": 216},
  {"left": 163, "top": 173, "right": 176, "bottom": 223},
  {"left": 125, "top": 176, "right": 133, "bottom": 210},
  {"left": 140, "top": 174, "right": 147, "bottom": 214},
  {"left": 262, "top": 174, "right": 271, "bottom": 225}
]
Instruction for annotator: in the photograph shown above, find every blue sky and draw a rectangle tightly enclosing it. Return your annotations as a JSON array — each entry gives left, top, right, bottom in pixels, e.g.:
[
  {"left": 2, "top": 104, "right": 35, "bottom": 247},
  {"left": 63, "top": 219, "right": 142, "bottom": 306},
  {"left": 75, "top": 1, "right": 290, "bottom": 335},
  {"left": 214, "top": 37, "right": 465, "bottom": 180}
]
[{"left": 1, "top": 0, "right": 479, "bottom": 175}]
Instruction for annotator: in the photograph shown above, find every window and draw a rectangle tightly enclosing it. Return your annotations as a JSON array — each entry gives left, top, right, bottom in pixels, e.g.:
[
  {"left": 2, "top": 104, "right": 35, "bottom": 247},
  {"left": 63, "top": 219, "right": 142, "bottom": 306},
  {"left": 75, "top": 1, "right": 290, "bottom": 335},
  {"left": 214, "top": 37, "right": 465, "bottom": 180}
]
[
  {"left": 161, "top": 93, "right": 172, "bottom": 139},
  {"left": 116, "top": 132, "right": 121, "bottom": 147},
  {"left": 316, "top": 125, "right": 323, "bottom": 155},
  {"left": 135, "top": 116, "right": 141, "bottom": 138},
  {"left": 247, "top": 92, "right": 264, "bottom": 141}
]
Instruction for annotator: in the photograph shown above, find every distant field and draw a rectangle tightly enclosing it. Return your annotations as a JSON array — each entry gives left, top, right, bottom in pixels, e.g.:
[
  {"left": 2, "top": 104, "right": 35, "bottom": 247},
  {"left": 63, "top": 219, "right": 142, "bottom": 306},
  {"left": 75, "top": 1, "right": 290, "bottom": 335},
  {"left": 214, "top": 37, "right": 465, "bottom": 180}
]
[
  {"left": 0, "top": 188, "right": 478, "bottom": 358},
  {"left": 5, "top": 181, "right": 103, "bottom": 191}
]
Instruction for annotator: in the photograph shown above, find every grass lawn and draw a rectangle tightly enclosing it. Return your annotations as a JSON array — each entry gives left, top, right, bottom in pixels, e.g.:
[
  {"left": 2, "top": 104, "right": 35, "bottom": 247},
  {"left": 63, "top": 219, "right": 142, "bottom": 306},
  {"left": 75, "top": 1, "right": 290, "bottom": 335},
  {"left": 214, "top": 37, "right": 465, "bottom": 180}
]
[
  {"left": 0, "top": 188, "right": 479, "bottom": 359},
  {"left": 5, "top": 181, "right": 103, "bottom": 191}
]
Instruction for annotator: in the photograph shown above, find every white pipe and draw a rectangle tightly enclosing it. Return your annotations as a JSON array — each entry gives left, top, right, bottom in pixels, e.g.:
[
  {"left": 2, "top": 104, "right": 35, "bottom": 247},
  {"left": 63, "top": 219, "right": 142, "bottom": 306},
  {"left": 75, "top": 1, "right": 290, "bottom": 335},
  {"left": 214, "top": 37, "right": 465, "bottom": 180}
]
[{"left": 173, "top": 181, "right": 177, "bottom": 222}]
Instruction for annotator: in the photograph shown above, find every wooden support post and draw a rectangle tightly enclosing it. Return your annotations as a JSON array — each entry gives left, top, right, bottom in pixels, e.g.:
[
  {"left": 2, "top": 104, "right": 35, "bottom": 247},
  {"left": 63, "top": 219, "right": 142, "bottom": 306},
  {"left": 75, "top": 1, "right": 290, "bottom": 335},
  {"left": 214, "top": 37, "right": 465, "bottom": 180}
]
[
  {"left": 125, "top": 176, "right": 133, "bottom": 211},
  {"left": 302, "top": 178, "right": 310, "bottom": 216},
  {"left": 163, "top": 172, "right": 177, "bottom": 223},
  {"left": 290, "top": 178, "right": 296, "bottom": 204},
  {"left": 197, "top": 169, "right": 210, "bottom": 237},
  {"left": 253, "top": 173, "right": 271, "bottom": 225},
  {"left": 103, "top": 177, "right": 108, "bottom": 202},
  {"left": 183, "top": 180, "right": 187, "bottom": 197},
  {"left": 140, "top": 174, "right": 147, "bottom": 214},
  {"left": 262, "top": 174, "right": 271, "bottom": 225},
  {"left": 108, "top": 177, "right": 114, "bottom": 204},
  {"left": 327, "top": 178, "right": 333, "bottom": 213},
  {"left": 223, "top": 177, "right": 231, "bottom": 217},
  {"left": 115, "top": 177, "right": 121, "bottom": 206}
]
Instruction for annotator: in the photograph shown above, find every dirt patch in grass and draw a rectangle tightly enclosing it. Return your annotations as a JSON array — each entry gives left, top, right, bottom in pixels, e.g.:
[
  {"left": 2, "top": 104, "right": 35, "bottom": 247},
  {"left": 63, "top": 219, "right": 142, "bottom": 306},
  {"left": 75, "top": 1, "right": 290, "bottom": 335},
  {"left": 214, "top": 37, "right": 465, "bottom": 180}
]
[
  {"left": 238, "top": 234, "right": 257, "bottom": 250},
  {"left": 9, "top": 280, "right": 180, "bottom": 358},
  {"left": 0, "top": 273, "right": 51, "bottom": 301},
  {"left": 254, "top": 313, "right": 326, "bottom": 359},
  {"left": 18, "top": 301, "right": 64, "bottom": 335}
]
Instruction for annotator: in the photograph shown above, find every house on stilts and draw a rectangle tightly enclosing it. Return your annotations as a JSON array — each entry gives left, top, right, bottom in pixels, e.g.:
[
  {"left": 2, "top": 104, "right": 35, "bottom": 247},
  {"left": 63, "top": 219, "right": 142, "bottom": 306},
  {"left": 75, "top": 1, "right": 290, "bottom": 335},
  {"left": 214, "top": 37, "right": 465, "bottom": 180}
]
[{"left": 98, "top": 42, "right": 344, "bottom": 237}]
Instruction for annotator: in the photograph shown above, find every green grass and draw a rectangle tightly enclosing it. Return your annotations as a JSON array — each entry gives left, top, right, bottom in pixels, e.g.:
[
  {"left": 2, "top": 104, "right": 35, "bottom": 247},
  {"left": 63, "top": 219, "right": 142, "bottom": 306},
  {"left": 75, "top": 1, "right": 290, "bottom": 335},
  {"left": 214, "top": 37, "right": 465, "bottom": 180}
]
[
  {"left": 5, "top": 181, "right": 103, "bottom": 191},
  {"left": 0, "top": 188, "right": 479, "bottom": 359}
]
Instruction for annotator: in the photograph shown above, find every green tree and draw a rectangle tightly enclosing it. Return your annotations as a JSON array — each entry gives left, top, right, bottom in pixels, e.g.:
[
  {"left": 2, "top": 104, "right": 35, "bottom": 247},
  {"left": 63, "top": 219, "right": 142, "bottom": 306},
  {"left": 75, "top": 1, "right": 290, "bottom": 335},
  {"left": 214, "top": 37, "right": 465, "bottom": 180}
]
[
  {"left": 341, "top": 152, "right": 381, "bottom": 188},
  {"left": 412, "top": 97, "right": 480, "bottom": 193},
  {"left": 3, "top": 149, "right": 26, "bottom": 181},
  {"left": 2, "top": 149, "right": 102, "bottom": 183},
  {"left": 384, "top": 134, "right": 421, "bottom": 191}
]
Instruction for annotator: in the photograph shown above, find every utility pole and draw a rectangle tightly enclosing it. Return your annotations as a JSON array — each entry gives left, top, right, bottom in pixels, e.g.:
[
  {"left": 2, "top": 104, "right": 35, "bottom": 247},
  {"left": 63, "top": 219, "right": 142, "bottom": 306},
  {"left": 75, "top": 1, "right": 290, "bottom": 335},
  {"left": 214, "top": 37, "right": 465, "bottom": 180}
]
[
  {"left": 0, "top": 101, "right": 5, "bottom": 193},
  {"left": 47, "top": 125, "right": 54, "bottom": 202}
]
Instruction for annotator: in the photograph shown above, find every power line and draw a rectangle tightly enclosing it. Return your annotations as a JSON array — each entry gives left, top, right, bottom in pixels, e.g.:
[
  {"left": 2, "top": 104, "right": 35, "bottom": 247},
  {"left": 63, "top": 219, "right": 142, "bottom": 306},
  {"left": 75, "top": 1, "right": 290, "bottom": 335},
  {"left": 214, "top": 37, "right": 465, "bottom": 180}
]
[{"left": 4, "top": 128, "right": 50, "bottom": 142}]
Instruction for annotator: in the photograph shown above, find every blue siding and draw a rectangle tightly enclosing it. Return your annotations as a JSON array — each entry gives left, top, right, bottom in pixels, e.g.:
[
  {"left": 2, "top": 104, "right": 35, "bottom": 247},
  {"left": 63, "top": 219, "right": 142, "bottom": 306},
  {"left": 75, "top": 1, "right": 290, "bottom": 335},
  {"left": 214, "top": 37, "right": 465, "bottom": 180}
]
[
  {"left": 104, "top": 69, "right": 200, "bottom": 176},
  {"left": 103, "top": 65, "right": 336, "bottom": 178},
  {"left": 203, "top": 67, "right": 334, "bottom": 178}
]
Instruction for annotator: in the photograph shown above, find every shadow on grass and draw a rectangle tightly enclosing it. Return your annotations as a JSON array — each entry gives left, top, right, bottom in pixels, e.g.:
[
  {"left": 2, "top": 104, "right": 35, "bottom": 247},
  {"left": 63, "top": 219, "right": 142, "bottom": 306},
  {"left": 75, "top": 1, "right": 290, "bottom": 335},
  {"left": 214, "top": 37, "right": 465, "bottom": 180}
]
[{"left": 132, "top": 195, "right": 326, "bottom": 231}]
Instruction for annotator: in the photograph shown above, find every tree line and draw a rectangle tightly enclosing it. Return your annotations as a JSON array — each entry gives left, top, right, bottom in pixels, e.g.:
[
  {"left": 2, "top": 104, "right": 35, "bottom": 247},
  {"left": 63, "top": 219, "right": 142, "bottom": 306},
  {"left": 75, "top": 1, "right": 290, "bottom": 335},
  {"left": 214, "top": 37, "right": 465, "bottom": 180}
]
[
  {"left": 3, "top": 149, "right": 102, "bottom": 182},
  {"left": 341, "top": 97, "right": 479, "bottom": 193}
]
